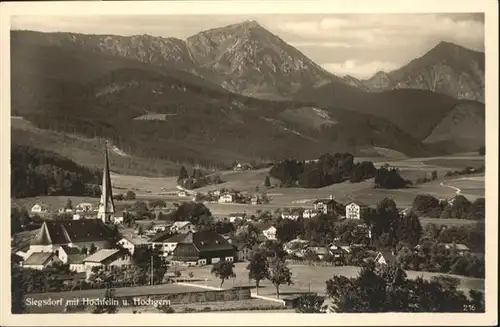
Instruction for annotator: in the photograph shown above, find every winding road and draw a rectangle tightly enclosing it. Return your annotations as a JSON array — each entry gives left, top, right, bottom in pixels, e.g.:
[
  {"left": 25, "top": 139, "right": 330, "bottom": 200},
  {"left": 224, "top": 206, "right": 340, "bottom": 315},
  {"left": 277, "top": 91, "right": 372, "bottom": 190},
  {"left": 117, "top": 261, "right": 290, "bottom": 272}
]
[{"left": 440, "top": 181, "right": 462, "bottom": 195}]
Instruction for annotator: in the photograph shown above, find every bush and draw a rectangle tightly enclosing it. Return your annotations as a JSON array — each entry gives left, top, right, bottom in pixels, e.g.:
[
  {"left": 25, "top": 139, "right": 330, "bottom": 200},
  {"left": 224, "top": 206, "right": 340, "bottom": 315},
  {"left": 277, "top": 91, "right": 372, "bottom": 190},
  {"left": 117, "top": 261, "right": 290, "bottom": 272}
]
[{"left": 125, "top": 190, "right": 136, "bottom": 200}]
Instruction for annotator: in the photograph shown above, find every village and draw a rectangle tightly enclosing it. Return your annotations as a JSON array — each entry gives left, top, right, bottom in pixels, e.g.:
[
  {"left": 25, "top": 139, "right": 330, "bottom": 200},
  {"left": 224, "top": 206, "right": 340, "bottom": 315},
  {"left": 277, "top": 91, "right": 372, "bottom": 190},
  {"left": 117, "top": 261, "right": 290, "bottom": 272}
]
[{"left": 10, "top": 144, "right": 485, "bottom": 314}]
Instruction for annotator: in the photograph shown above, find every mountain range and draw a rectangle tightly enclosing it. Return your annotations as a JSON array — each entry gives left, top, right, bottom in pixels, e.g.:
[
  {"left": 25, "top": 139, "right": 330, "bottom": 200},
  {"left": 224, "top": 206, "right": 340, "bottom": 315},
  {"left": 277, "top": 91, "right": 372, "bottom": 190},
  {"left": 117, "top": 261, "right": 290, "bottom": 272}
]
[{"left": 10, "top": 21, "right": 485, "bottom": 176}]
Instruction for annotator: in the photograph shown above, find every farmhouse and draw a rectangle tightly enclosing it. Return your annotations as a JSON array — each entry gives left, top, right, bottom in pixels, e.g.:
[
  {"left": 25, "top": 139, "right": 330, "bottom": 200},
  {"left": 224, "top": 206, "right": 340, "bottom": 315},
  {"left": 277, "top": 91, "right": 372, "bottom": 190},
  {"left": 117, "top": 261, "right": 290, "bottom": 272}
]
[
  {"left": 302, "top": 209, "right": 319, "bottom": 219},
  {"left": 218, "top": 193, "right": 234, "bottom": 204},
  {"left": 444, "top": 243, "right": 471, "bottom": 255},
  {"left": 149, "top": 231, "right": 178, "bottom": 255},
  {"left": 262, "top": 226, "right": 277, "bottom": 240},
  {"left": 31, "top": 203, "right": 49, "bottom": 214},
  {"left": 281, "top": 209, "right": 302, "bottom": 220},
  {"left": 345, "top": 202, "right": 368, "bottom": 220},
  {"left": 27, "top": 220, "right": 116, "bottom": 258},
  {"left": 234, "top": 243, "right": 252, "bottom": 262},
  {"left": 313, "top": 196, "right": 336, "bottom": 215},
  {"left": 374, "top": 251, "right": 397, "bottom": 265},
  {"left": 228, "top": 213, "right": 245, "bottom": 222},
  {"left": 23, "top": 252, "right": 60, "bottom": 270},
  {"left": 118, "top": 235, "right": 151, "bottom": 255},
  {"left": 58, "top": 246, "right": 87, "bottom": 272},
  {"left": 170, "top": 221, "right": 196, "bottom": 234},
  {"left": 83, "top": 249, "right": 132, "bottom": 278},
  {"left": 75, "top": 202, "right": 94, "bottom": 213},
  {"left": 172, "top": 231, "right": 236, "bottom": 265}
]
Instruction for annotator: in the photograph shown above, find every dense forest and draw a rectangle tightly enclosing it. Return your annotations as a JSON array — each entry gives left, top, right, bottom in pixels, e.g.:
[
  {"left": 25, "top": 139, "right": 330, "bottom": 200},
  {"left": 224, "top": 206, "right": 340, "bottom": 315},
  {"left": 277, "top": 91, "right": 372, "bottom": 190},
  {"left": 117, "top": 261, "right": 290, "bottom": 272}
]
[
  {"left": 11, "top": 145, "right": 102, "bottom": 198},
  {"left": 269, "top": 153, "right": 377, "bottom": 188}
]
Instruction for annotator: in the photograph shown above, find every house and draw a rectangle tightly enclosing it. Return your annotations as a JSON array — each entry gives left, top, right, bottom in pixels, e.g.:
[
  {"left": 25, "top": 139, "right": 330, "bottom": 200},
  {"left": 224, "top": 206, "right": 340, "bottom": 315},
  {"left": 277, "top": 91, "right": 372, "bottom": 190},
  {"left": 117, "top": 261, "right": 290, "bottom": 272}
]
[
  {"left": 302, "top": 209, "right": 319, "bottom": 219},
  {"left": 444, "top": 243, "right": 471, "bottom": 255},
  {"left": 75, "top": 202, "right": 94, "bottom": 213},
  {"left": 313, "top": 197, "right": 336, "bottom": 215},
  {"left": 345, "top": 202, "right": 368, "bottom": 220},
  {"left": 374, "top": 251, "right": 397, "bottom": 265},
  {"left": 118, "top": 235, "right": 151, "bottom": 255},
  {"left": 281, "top": 210, "right": 302, "bottom": 220},
  {"left": 263, "top": 226, "right": 277, "bottom": 240},
  {"left": 149, "top": 231, "right": 178, "bottom": 255},
  {"left": 251, "top": 196, "right": 260, "bottom": 205},
  {"left": 170, "top": 221, "right": 196, "bottom": 234},
  {"left": 284, "top": 239, "right": 309, "bottom": 255},
  {"left": 306, "top": 246, "right": 330, "bottom": 260},
  {"left": 218, "top": 193, "right": 234, "bottom": 204},
  {"left": 234, "top": 243, "right": 252, "bottom": 262},
  {"left": 23, "top": 252, "right": 60, "bottom": 270},
  {"left": 27, "top": 220, "right": 117, "bottom": 258},
  {"left": 177, "top": 191, "right": 188, "bottom": 197},
  {"left": 172, "top": 231, "right": 236, "bottom": 265},
  {"left": 31, "top": 204, "right": 49, "bottom": 214},
  {"left": 83, "top": 249, "right": 132, "bottom": 278},
  {"left": 328, "top": 243, "right": 350, "bottom": 258},
  {"left": 228, "top": 213, "right": 245, "bottom": 223},
  {"left": 112, "top": 216, "right": 124, "bottom": 224},
  {"left": 58, "top": 208, "right": 74, "bottom": 214},
  {"left": 58, "top": 246, "right": 87, "bottom": 273},
  {"left": 148, "top": 224, "right": 171, "bottom": 234}
]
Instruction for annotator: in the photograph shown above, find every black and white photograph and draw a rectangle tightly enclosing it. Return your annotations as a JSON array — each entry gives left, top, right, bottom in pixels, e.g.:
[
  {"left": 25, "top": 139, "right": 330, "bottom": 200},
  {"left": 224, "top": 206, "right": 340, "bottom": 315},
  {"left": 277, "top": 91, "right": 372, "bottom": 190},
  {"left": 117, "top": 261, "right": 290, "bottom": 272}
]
[{"left": 1, "top": 0, "right": 498, "bottom": 326}]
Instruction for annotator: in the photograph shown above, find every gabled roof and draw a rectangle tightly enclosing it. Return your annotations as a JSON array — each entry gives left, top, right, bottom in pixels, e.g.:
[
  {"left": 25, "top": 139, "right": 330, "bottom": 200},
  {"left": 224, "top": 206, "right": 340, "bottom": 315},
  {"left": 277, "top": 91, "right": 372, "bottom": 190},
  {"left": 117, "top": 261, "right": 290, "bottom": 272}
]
[
  {"left": 375, "top": 251, "right": 397, "bottom": 264},
  {"left": 165, "top": 233, "right": 191, "bottom": 243},
  {"left": 83, "top": 249, "right": 122, "bottom": 263},
  {"left": 31, "top": 220, "right": 116, "bottom": 246},
  {"left": 121, "top": 235, "right": 150, "bottom": 246},
  {"left": 149, "top": 231, "right": 176, "bottom": 243},
  {"left": 174, "top": 231, "right": 234, "bottom": 253},
  {"left": 24, "top": 252, "right": 56, "bottom": 266},
  {"left": 171, "top": 221, "right": 191, "bottom": 229}
]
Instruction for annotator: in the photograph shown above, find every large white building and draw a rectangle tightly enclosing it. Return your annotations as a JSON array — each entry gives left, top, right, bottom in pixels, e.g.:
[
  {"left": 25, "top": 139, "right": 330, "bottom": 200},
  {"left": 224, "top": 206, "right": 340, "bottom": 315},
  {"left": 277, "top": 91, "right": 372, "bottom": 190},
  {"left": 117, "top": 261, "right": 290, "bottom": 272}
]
[{"left": 345, "top": 202, "right": 362, "bottom": 220}]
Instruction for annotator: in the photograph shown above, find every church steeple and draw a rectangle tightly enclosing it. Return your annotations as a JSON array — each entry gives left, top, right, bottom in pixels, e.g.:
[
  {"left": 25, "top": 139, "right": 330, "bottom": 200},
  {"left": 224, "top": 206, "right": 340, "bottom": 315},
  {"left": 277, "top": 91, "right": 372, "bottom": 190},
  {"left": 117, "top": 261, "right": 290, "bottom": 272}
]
[{"left": 97, "top": 141, "right": 115, "bottom": 223}]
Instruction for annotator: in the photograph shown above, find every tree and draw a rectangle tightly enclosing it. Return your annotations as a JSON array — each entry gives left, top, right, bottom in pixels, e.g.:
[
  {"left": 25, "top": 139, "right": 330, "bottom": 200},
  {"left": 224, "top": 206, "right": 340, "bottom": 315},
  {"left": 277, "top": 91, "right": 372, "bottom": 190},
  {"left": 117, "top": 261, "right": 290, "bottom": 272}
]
[
  {"left": 246, "top": 250, "right": 269, "bottom": 295},
  {"left": 326, "top": 262, "right": 478, "bottom": 312},
  {"left": 431, "top": 170, "right": 438, "bottom": 181},
  {"left": 395, "top": 210, "right": 422, "bottom": 247},
  {"left": 211, "top": 261, "right": 236, "bottom": 288},
  {"left": 89, "top": 243, "right": 97, "bottom": 255},
  {"left": 268, "top": 258, "right": 293, "bottom": 298},
  {"left": 264, "top": 176, "right": 271, "bottom": 188},
  {"left": 11, "top": 265, "right": 26, "bottom": 313},
  {"left": 374, "top": 167, "right": 409, "bottom": 189},
  {"left": 65, "top": 198, "right": 73, "bottom": 210},
  {"left": 125, "top": 190, "right": 136, "bottom": 200},
  {"left": 10, "top": 208, "right": 22, "bottom": 235},
  {"left": 412, "top": 194, "right": 442, "bottom": 217},
  {"left": 177, "top": 165, "right": 189, "bottom": 182},
  {"left": 91, "top": 287, "right": 118, "bottom": 314},
  {"left": 137, "top": 225, "right": 144, "bottom": 235},
  {"left": 276, "top": 218, "right": 303, "bottom": 243},
  {"left": 296, "top": 293, "right": 325, "bottom": 313}
]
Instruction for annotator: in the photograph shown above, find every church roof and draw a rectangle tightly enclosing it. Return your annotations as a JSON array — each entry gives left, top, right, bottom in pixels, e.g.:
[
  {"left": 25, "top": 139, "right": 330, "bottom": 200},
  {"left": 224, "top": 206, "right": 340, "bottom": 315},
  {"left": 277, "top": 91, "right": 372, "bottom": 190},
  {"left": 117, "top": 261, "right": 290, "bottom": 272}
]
[{"left": 31, "top": 220, "right": 115, "bottom": 246}]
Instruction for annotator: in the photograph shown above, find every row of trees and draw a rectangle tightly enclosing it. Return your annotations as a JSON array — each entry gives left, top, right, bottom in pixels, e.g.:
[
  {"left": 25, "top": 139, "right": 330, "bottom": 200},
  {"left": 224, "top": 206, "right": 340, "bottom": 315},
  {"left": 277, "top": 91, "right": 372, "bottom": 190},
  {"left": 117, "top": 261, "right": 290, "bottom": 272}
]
[
  {"left": 269, "top": 153, "right": 377, "bottom": 188},
  {"left": 11, "top": 145, "right": 102, "bottom": 198},
  {"left": 326, "top": 262, "right": 484, "bottom": 312},
  {"left": 177, "top": 166, "right": 223, "bottom": 190},
  {"left": 412, "top": 194, "right": 485, "bottom": 220}
]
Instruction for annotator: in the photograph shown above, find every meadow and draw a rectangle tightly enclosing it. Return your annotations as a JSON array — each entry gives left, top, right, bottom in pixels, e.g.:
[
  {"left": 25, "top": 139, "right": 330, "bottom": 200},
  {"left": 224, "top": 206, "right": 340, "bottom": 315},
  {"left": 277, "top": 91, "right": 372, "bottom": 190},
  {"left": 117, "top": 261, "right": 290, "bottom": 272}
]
[{"left": 182, "top": 262, "right": 485, "bottom": 298}]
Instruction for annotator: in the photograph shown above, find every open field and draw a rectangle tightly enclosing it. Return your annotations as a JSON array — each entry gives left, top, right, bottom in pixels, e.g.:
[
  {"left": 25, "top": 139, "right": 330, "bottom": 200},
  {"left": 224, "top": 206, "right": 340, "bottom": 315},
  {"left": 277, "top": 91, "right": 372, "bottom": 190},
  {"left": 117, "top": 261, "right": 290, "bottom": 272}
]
[
  {"left": 419, "top": 217, "right": 480, "bottom": 227},
  {"left": 11, "top": 153, "right": 485, "bottom": 216},
  {"left": 423, "top": 157, "right": 485, "bottom": 169},
  {"left": 182, "top": 262, "right": 484, "bottom": 298}
]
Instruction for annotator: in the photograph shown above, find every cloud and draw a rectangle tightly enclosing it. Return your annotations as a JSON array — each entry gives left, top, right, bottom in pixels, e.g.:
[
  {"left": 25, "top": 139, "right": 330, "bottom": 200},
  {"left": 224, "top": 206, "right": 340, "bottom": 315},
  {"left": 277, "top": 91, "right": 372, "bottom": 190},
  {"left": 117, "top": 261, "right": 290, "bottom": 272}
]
[{"left": 322, "top": 60, "right": 402, "bottom": 79}]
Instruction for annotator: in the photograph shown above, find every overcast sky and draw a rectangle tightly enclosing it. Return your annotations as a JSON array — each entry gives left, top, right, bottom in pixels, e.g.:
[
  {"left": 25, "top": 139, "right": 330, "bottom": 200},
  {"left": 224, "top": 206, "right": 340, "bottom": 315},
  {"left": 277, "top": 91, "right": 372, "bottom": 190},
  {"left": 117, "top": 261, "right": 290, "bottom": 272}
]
[{"left": 11, "top": 13, "right": 484, "bottom": 79}]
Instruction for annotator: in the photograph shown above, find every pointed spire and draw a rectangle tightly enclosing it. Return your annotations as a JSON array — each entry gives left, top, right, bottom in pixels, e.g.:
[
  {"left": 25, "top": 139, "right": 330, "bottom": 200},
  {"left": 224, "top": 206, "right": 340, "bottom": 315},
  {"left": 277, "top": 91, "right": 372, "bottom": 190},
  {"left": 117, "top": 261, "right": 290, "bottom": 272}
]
[
  {"left": 31, "top": 221, "right": 52, "bottom": 245},
  {"left": 98, "top": 141, "right": 115, "bottom": 223}
]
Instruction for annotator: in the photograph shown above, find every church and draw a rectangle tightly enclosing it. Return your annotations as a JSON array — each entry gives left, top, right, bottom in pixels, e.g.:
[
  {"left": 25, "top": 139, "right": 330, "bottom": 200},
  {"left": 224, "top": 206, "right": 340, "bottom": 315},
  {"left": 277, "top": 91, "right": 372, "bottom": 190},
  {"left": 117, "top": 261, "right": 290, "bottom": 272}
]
[{"left": 19, "top": 143, "right": 119, "bottom": 269}]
